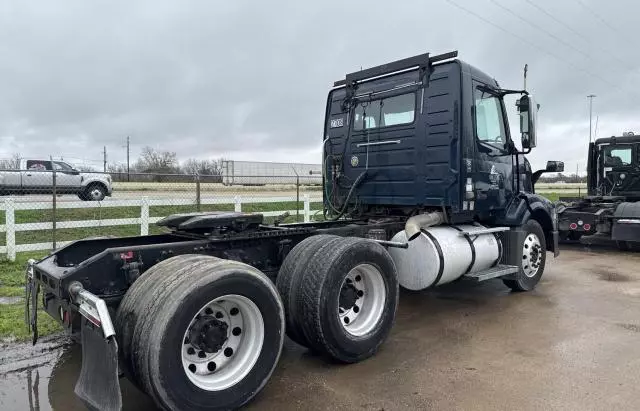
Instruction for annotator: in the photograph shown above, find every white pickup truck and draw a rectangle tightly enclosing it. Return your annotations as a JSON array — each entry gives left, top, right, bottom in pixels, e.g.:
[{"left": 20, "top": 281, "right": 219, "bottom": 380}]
[{"left": 0, "top": 159, "right": 113, "bottom": 201}]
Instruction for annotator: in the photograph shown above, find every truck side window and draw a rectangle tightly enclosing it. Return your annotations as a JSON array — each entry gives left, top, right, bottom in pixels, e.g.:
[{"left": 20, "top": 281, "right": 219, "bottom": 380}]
[
  {"left": 474, "top": 88, "right": 507, "bottom": 148},
  {"left": 603, "top": 146, "right": 632, "bottom": 166},
  {"left": 53, "top": 161, "right": 74, "bottom": 171},
  {"left": 353, "top": 93, "right": 415, "bottom": 130},
  {"left": 26, "top": 160, "right": 52, "bottom": 171}
]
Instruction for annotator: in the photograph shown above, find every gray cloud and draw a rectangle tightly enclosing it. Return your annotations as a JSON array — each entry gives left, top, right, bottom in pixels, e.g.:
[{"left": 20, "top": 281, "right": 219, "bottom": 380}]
[{"left": 0, "top": 0, "right": 638, "bottom": 173}]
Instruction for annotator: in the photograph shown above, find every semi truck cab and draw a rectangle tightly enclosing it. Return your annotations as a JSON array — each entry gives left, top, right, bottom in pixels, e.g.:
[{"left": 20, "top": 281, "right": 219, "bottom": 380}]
[{"left": 323, "top": 51, "right": 563, "bottom": 253}]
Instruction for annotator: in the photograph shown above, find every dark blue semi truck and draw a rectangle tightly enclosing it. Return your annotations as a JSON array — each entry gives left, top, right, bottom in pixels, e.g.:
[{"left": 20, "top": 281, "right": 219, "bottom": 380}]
[{"left": 26, "top": 51, "right": 562, "bottom": 411}]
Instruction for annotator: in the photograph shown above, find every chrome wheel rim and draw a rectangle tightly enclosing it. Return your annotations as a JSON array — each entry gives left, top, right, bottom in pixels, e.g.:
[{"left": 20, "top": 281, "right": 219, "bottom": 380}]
[
  {"left": 338, "top": 264, "right": 386, "bottom": 337},
  {"left": 181, "top": 294, "right": 264, "bottom": 391},
  {"left": 90, "top": 189, "right": 102, "bottom": 200},
  {"left": 522, "top": 233, "right": 542, "bottom": 278}
]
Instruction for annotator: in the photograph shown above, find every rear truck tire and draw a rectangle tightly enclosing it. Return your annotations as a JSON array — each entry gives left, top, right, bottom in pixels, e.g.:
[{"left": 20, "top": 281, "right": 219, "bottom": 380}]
[
  {"left": 503, "top": 219, "right": 547, "bottom": 292},
  {"left": 295, "top": 237, "right": 399, "bottom": 363},
  {"left": 81, "top": 183, "right": 106, "bottom": 201},
  {"left": 115, "top": 254, "right": 212, "bottom": 385},
  {"left": 115, "top": 255, "right": 285, "bottom": 411},
  {"left": 276, "top": 234, "right": 341, "bottom": 347}
]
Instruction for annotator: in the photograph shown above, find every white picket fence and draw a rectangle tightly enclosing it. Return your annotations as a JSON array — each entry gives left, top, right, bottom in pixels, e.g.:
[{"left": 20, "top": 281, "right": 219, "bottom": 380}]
[{"left": 0, "top": 195, "right": 322, "bottom": 261}]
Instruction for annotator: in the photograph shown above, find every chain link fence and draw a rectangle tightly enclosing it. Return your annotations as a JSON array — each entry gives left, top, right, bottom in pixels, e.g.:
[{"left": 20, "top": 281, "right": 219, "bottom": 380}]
[{"left": 0, "top": 168, "right": 323, "bottom": 261}]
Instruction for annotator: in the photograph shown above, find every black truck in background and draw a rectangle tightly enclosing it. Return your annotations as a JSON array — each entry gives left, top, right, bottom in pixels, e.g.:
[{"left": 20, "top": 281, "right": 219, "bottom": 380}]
[{"left": 558, "top": 134, "right": 640, "bottom": 250}]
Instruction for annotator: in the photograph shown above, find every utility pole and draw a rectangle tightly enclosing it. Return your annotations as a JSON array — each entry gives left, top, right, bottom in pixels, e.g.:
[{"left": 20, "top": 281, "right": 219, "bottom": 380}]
[
  {"left": 587, "top": 94, "right": 596, "bottom": 143},
  {"left": 126, "top": 136, "right": 130, "bottom": 182},
  {"left": 103, "top": 146, "right": 107, "bottom": 173}
]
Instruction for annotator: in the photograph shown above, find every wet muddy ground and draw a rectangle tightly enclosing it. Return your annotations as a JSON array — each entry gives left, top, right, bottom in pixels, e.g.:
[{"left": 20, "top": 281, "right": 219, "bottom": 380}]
[{"left": 1, "top": 245, "right": 640, "bottom": 410}]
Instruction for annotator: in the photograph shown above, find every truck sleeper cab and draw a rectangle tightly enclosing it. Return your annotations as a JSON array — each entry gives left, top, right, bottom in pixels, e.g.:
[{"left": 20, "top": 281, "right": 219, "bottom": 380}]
[{"left": 26, "top": 50, "right": 561, "bottom": 411}]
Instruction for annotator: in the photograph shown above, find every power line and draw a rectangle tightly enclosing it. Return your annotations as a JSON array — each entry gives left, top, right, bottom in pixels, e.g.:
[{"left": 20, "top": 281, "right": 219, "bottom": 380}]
[
  {"left": 574, "top": 0, "right": 627, "bottom": 38},
  {"left": 522, "top": 0, "right": 632, "bottom": 70},
  {"left": 442, "top": 0, "right": 618, "bottom": 89},
  {"left": 488, "top": 0, "right": 591, "bottom": 60}
]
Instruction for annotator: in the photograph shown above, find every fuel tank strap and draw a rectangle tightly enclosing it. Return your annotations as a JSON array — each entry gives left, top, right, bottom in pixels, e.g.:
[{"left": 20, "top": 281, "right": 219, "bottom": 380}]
[
  {"left": 450, "top": 226, "right": 476, "bottom": 274},
  {"left": 420, "top": 229, "right": 445, "bottom": 285},
  {"left": 492, "top": 232, "right": 503, "bottom": 267}
]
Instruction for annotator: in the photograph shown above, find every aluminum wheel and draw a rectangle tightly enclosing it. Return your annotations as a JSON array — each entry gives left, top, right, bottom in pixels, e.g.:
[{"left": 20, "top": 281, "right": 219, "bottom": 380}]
[
  {"left": 87, "top": 187, "right": 104, "bottom": 201},
  {"left": 522, "top": 233, "right": 542, "bottom": 278},
  {"left": 181, "top": 294, "right": 264, "bottom": 391},
  {"left": 337, "top": 263, "right": 386, "bottom": 337}
]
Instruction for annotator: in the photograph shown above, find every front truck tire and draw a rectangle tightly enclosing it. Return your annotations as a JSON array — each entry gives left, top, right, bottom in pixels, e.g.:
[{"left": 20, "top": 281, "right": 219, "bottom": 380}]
[
  {"left": 115, "top": 255, "right": 285, "bottom": 411},
  {"left": 283, "top": 236, "right": 399, "bottom": 363},
  {"left": 503, "top": 219, "right": 547, "bottom": 292}
]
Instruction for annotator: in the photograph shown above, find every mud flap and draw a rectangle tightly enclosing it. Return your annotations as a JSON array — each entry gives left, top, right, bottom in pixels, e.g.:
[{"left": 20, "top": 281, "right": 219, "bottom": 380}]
[
  {"left": 24, "top": 259, "right": 39, "bottom": 345},
  {"left": 74, "top": 317, "right": 122, "bottom": 411}
]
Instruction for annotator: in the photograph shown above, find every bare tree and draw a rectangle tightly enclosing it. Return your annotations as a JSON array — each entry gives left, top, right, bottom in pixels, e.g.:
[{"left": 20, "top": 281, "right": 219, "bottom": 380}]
[
  {"left": 136, "top": 146, "right": 179, "bottom": 174},
  {"left": 0, "top": 153, "right": 21, "bottom": 170},
  {"left": 182, "top": 158, "right": 224, "bottom": 176}
]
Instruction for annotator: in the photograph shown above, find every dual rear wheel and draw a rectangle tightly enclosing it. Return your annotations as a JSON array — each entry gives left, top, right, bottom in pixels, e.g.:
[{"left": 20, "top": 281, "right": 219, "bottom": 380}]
[{"left": 276, "top": 235, "right": 399, "bottom": 363}]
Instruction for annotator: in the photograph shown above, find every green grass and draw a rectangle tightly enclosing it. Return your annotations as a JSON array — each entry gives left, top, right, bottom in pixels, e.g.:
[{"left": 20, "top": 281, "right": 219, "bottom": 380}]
[
  {"left": 0, "top": 303, "right": 61, "bottom": 341},
  {"left": 537, "top": 192, "right": 582, "bottom": 202},
  {"left": 0, "top": 251, "right": 62, "bottom": 341}
]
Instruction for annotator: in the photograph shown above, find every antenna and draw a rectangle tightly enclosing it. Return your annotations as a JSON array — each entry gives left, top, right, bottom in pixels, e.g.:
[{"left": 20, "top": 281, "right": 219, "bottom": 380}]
[{"left": 523, "top": 63, "right": 528, "bottom": 90}]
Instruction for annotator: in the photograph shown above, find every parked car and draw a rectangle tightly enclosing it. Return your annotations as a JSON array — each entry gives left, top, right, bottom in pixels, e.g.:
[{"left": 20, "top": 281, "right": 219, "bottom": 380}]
[{"left": 0, "top": 159, "right": 113, "bottom": 201}]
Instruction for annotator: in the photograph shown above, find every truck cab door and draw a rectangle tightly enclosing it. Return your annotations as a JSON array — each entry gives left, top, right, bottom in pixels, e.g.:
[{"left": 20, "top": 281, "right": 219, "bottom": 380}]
[
  {"left": 471, "top": 83, "right": 514, "bottom": 212},
  {"left": 53, "top": 161, "right": 82, "bottom": 190}
]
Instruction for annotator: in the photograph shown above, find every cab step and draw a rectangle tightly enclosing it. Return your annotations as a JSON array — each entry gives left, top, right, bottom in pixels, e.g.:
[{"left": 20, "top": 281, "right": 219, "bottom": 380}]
[{"left": 463, "top": 264, "right": 519, "bottom": 282}]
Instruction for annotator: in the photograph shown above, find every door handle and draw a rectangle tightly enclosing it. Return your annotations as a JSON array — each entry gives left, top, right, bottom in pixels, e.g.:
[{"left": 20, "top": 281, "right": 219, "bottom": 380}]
[{"left": 26, "top": 173, "right": 32, "bottom": 176}]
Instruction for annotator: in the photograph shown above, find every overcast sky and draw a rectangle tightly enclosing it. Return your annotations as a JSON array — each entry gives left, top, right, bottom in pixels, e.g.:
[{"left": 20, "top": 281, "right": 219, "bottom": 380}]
[{"left": 1, "top": 0, "right": 638, "bottom": 173}]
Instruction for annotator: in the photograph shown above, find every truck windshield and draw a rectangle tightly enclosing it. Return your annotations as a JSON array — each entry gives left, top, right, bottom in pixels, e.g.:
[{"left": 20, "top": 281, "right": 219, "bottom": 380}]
[
  {"left": 603, "top": 145, "right": 632, "bottom": 167},
  {"left": 353, "top": 92, "right": 415, "bottom": 130}
]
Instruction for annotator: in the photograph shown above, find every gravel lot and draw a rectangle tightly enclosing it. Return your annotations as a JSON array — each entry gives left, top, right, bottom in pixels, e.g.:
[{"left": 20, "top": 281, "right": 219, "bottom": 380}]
[{"left": 1, "top": 245, "right": 639, "bottom": 410}]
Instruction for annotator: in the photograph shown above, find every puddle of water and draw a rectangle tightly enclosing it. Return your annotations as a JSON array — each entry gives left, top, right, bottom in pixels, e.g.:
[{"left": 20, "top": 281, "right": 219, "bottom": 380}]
[{"left": 0, "top": 337, "right": 156, "bottom": 411}]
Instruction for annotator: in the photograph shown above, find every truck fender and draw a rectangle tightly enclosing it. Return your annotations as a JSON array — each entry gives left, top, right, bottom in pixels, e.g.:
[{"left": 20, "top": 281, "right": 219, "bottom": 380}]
[
  {"left": 81, "top": 177, "right": 108, "bottom": 188},
  {"left": 499, "top": 195, "right": 557, "bottom": 253}
]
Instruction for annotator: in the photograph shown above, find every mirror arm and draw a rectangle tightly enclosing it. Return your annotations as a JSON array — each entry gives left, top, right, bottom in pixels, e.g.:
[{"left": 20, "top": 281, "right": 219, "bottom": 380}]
[{"left": 531, "top": 170, "right": 545, "bottom": 185}]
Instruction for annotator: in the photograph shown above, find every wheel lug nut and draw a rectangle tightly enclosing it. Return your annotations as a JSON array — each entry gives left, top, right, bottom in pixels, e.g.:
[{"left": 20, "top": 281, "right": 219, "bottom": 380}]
[{"left": 187, "top": 347, "right": 195, "bottom": 355}]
